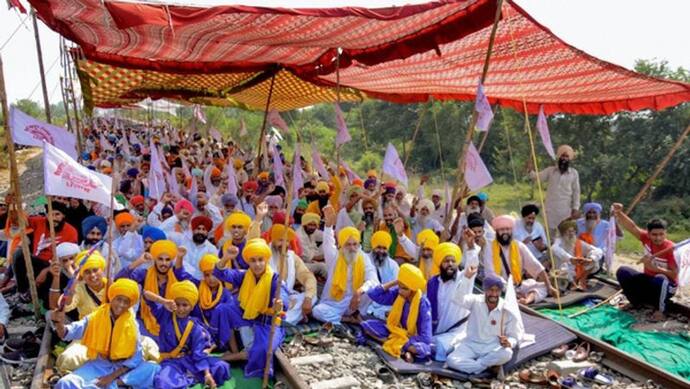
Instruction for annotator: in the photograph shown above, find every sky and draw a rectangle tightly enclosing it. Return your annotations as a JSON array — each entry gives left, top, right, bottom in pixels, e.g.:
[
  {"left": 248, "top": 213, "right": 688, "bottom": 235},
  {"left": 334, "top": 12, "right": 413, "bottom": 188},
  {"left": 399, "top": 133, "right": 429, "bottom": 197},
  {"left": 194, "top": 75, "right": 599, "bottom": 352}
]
[{"left": 0, "top": 0, "right": 688, "bottom": 106}]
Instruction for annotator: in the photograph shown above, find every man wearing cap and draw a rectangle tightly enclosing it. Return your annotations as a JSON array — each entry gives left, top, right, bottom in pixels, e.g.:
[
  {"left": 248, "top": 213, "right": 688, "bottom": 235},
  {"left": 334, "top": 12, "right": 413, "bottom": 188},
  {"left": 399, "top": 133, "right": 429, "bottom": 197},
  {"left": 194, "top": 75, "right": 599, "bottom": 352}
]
[
  {"left": 312, "top": 206, "right": 378, "bottom": 325},
  {"left": 144, "top": 280, "right": 230, "bottom": 389},
  {"left": 295, "top": 212, "right": 328, "bottom": 279},
  {"left": 112, "top": 212, "right": 145, "bottom": 269},
  {"left": 530, "top": 145, "right": 581, "bottom": 236},
  {"left": 513, "top": 204, "right": 548, "bottom": 263},
  {"left": 360, "top": 231, "right": 400, "bottom": 320},
  {"left": 552, "top": 220, "right": 602, "bottom": 290},
  {"left": 261, "top": 195, "right": 283, "bottom": 233},
  {"left": 180, "top": 216, "right": 218, "bottom": 279},
  {"left": 483, "top": 215, "right": 558, "bottom": 305},
  {"left": 50, "top": 278, "right": 160, "bottom": 389},
  {"left": 14, "top": 201, "right": 79, "bottom": 303},
  {"left": 430, "top": 189, "right": 448, "bottom": 225},
  {"left": 576, "top": 202, "right": 622, "bottom": 270},
  {"left": 360, "top": 264, "right": 432, "bottom": 362},
  {"left": 218, "top": 212, "right": 253, "bottom": 270},
  {"left": 447, "top": 272, "right": 520, "bottom": 375},
  {"left": 35, "top": 242, "right": 78, "bottom": 313},
  {"left": 160, "top": 199, "right": 194, "bottom": 244}
]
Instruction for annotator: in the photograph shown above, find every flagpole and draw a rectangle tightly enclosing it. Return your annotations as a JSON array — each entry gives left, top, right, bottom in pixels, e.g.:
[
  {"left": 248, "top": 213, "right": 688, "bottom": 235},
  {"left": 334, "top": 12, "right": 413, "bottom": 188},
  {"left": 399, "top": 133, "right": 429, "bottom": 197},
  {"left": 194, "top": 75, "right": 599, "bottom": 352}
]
[
  {"left": 65, "top": 48, "right": 84, "bottom": 159},
  {"left": 31, "top": 10, "right": 52, "bottom": 123},
  {"left": 105, "top": 180, "right": 115, "bottom": 298},
  {"left": 0, "top": 55, "right": 42, "bottom": 318},
  {"left": 45, "top": 195, "right": 60, "bottom": 267},
  {"left": 255, "top": 73, "right": 277, "bottom": 175}
]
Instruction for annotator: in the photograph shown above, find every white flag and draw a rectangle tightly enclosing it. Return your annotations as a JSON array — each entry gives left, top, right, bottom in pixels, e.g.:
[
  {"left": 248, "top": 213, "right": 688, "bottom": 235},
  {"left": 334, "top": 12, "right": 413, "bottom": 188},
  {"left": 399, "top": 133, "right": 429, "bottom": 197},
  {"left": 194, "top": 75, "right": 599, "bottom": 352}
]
[
  {"left": 239, "top": 119, "right": 248, "bottom": 137},
  {"left": 334, "top": 103, "right": 351, "bottom": 147},
  {"left": 311, "top": 145, "right": 331, "bottom": 180},
  {"left": 268, "top": 109, "right": 290, "bottom": 133},
  {"left": 382, "top": 143, "right": 408, "bottom": 187},
  {"left": 536, "top": 105, "right": 556, "bottom": 160},
  {"left": 210, "top": 128, "right": 223, "bottom": 143},
  {"left": 505, "top": 275, "right": 536, "bottom": 348},
  {"left": 225, "top": 158, "right": 238, "bottom": 197},
  {"left": 464, "top": 142, "right": 493, "bottom": 191},
  {"left": 147, "top": 139, "right": 167, "bottom": 201},
  {"left": 292, "top": 143, "right": 304, "bottom": 198},
  {"left": 43, "top": 142, "right": 112, "bottom": 206},
  {"left": 341, "top": 161, "right": 361, "bottom": 183},
  {"left": 605, "top": 214, "right": 617, "bottom": 273},
  {"left": 128, "top": 131, "right": 141, "bottom": 146},
  {"left": 193, "top": 104, "right": 207, "bottom": 124},
  {"left": 99, "top": 132, "right": 115, "bottom": 152},
  {"left": 675, "top": 239, "right": 690, "bottom": 288},
  {"left": 10, "top": 106, "right": 77, "bottom": 159},
  {"left": 272, "top": 144, "right": 285, "bottom": 187},
  {"left": 474, "top": 81, "right": 494, "bottom": 132}
]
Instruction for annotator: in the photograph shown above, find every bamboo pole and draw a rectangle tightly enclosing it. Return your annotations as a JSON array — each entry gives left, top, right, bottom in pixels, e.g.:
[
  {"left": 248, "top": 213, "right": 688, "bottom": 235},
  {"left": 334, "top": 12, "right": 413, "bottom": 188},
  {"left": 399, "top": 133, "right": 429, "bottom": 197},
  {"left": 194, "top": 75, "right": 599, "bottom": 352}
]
[
  {"left": 65, "top": 50, "right": 84, "bottom": 158},
  {"left": 0, "top": 55, "right": 42, "bottom": 318},
  {"left": 59, "top": 77, "right": 73, "bottom": 133},
  {"left": 31, "top": 11, "right": 51, "bottom": 123},
  {"left": 255, "top": 73, "right": 277, "bottom": 175},
  {"left": 45, "top": 197, "right": 59, "bottom": 270},
  {"left": 104, "top": 180, "right": 116, "bottom": 296},
  {"left": 626, "top": 123, "right": 690, "bottom": 214}
]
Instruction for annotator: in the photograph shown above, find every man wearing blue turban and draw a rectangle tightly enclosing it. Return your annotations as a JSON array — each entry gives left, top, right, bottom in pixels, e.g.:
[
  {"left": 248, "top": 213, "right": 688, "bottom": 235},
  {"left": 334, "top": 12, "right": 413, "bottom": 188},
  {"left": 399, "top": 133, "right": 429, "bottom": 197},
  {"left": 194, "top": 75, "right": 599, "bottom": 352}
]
[{"left": 80, "top": 216, "right": 120, "bottom": 271}]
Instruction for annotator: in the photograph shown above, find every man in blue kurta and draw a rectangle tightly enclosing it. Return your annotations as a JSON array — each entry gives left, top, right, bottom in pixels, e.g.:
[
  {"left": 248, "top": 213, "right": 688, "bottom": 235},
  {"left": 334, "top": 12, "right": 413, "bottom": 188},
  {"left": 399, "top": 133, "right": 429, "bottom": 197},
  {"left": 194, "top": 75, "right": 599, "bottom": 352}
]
[
  {"left": 213, "top": 238, "right": 288, "bottom": 378},
  {"left": 359, "top": 264, "right": 432, "bottom": 362},
  {"left": 50, "top": 278, "right": 160, "bottom": 389},
  {"left": 144, "top": 280, "right": 230, "bottom": 389}
]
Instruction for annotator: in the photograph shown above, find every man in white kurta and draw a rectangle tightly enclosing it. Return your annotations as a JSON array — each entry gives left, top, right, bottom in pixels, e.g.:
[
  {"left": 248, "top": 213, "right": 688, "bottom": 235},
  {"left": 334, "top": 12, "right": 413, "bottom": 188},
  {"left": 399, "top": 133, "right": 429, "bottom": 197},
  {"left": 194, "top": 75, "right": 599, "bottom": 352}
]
[
  {"left": 483, "top": 216, "right": 558, "bottom": 305},
  {"left": 312, "top": 207, "right": 378, "bottom": 325},
  {"left": 530, "top": 145, "right": 581, "bottom": 237},
  {"left": 447, "top": 272, "right": 520, "bottom": 374},
  {"left": 512, "top": 204, "right": 548, "bottom": 263},
  {"left": 360, "top": 231, "right": 400, "bottom": 320},
  {"left": 552, "top": 219, "right": 603, "bottom": 287}
]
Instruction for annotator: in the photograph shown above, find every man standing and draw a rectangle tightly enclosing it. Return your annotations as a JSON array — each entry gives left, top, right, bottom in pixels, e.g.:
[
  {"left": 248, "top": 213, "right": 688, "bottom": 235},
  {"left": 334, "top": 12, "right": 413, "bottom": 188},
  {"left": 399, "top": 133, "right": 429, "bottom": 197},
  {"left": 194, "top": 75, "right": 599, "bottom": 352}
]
[
  {"left": 513, "top": 204, "right": 548, "bottom": 264},
  {"left": 576, "top": 202, "right": 622, "bottom": 270},
  {"left": 530, "top": 145, "right": 581, "bottom": 236},
  {"left": 612, "top": 203, "right": 678, "bottom": 322}
]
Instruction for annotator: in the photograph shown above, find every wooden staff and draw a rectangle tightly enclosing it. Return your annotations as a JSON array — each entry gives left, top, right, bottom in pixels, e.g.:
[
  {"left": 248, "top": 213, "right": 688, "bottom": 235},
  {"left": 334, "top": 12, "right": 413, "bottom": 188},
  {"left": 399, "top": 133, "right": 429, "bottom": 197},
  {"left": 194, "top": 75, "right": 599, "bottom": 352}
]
[
  {"left": 255, "top": 73, "right": 277, "bottom": 175},
  {"left": 65, "top": 49, "right": 84, "bottom": 158},
  {"left": 0, "top": 55, "right": 41, "bottom": 318},
  {"left": 626, "top": 123, "right": 690, "bottom": 214},
  {"left": 45, "top": 196, "right": 60, "bottom": 273},
  {"left": 31, "top": 10, "right": 51, "bottom": 123}
]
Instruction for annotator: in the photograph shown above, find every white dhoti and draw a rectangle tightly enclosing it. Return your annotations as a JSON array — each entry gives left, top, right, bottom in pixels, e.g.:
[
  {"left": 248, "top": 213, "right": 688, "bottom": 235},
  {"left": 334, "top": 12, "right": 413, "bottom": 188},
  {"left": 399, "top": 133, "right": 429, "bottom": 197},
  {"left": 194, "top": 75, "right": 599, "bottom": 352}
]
[
  {"left": 285, "top": 292, "right": 318, "bottom": 325},
  {"left": 446, "top": 340, "right": 513, "bottom": 374},
  {"left": 517, "top": 278, "right": 547, "bottom": 303},
  {"left": 312, "top": 294, "right": 371, "bottom": 324},
  {"left": 432, "top": 324, "right": 467, "bottom": 362},
  {"left": 56, "top": 337, "right": 160, "bottom": 372}
]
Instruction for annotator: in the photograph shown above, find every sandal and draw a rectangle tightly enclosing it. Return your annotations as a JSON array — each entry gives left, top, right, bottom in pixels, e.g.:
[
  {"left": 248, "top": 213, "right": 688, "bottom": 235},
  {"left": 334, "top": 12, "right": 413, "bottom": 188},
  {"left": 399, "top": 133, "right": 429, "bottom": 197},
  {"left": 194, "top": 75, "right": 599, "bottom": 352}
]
[
  {"left": 551, "top": 343, "right": 575, "bottom": 358},
  {"left": 573, "top": 343, "right": 590, "bottom": 362},
  {"left": 519, "top": 369, "right": 548, "bottom": 386},
  {"left": 579, "top": 367, "right": 614, "bottom": 385},
  {"left": 546, "top": 369, "right": 561, "bottom": 389},
  {"left": 559, "top": 376, "right": 591, "bottom": 389}
]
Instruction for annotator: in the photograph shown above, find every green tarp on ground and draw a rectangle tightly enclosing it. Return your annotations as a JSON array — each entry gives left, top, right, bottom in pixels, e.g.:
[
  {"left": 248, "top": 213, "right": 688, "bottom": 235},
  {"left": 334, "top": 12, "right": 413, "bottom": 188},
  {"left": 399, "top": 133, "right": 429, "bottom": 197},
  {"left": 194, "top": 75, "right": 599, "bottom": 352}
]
[
  {"left": 188, "top": 367, "right": 271, "bottom": 389},
  {"left": 540, "top": 304, "right": 690, "bottom": 380}
]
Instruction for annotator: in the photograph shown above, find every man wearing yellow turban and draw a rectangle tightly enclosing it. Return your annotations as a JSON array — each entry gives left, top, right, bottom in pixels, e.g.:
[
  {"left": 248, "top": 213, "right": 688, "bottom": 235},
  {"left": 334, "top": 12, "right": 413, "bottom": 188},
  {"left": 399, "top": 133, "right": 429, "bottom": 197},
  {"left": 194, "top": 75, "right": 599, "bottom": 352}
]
[
  {"left": 143, "top": 280, "right": 231, "bottom": 389},
  {"left": 213, "top": 238, "right": 288, "bottom": 379},
  {"left": 50, "top": 278, "right": 160, "bottom": 389},
  {"left": 363, "top": 231, "right": 400, "bottom": 320},
  {"left": 399, "top": 228, "right": 440, "bottom": 280},
  {"left": 360, "top": 264, "right": 432, "bottom": 362},
  {"left": 312, "top": 207, "right": 377, "bottom": 325}
]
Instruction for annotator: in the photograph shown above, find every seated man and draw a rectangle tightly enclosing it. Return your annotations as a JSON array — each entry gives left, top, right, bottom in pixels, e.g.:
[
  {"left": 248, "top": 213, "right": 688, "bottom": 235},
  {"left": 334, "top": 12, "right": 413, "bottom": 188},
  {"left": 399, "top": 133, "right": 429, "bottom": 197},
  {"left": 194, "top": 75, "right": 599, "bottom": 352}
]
[
  {"left": 576, "top": 202, "right": 622, "bottom": 271},
  {"left": 312, "top": 206, "right": 378, "bottom": 325},
  {"left": 50, "top": 278, "right": 160, "bottom": 389},
  {"left": 362, "top": 231, "right": 400, "bottom": 320},
  {"left": 447, "top": 272, "right": 519, "bottom": 375},
  {"left": 213, "top": 239, "right": 288, "bottom": 378},
  {"left": 512, "top": 204, "right": 548, "bottom": 265},
  {"left": 360, "top": 264, "right": 432, "bottom": 362},
  {"left": 483, "top": 215, "right": 558, "bottom": 305},
  {"left": 612, "top": 203, "right": 678, "bottom": 322},
  {"left": 144, "top": 281, "right": 230, "bottom": 389},
  {"left": 552, "top": 220, "right": 602, "bottom": 290}
]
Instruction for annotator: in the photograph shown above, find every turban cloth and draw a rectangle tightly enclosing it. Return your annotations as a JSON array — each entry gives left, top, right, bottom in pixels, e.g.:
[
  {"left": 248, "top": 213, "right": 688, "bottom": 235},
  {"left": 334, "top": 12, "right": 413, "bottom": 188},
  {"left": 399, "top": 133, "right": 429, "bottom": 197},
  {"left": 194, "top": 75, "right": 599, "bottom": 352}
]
[
  {"left": 211, "top": 167, "right": 222, "bottom": 177},
  {"left": 295, "top": 199, "right": 308, "bottom": 209},
  {"left": 151, "top": 240, "right": 178, "bottom": 259},
  {"left": 315, "top": 181, "right": 330, "bottom": 193},
  {"left": 142, "top": 226, "right": 166, "bottom": 242},
  {"left": 81, "top": 152, "right": 91, "bottom": 161},
  {"left": 243, "top": 181, "right": 258, "bottom": 191},
  {"left": 558, "top": 219, "right": 578, "bottom": 235},
  {"left": 398, "top": 263, "right": 426, "bottom": 291},
  {"left": 161, "top": 207, "right": 173, "bottom": 216},
  {"left": 100, "top": 160, "right": 112, "bottom": 168},
  {"left": 81, "top": 216, "right": 108, "bottom": 237},
  {"left": 225, "top": 212, "right": 251, "bottom": 231},
  {"left": 352, "top": 179, "right": 363, "bottom": 187},
  {"left": 557, "top": 145, "right": 575, "bottom": 159},
  {"left": 101, "top": 167, "right": 113, "bottom": 175},
  {"left": 233, "top": 159, "right": 244, "bottom": 169},
  {"left": 221, "top": 193, "right": 239, "bottom": 207},
  {"left": 199, "top": 254, "right": 219, "bottom": 273},
  {"left": 478, "top": 192, "right": 489, "bottom": 202},
  {"left": 417, "top": 199, "right": 434, "bottom": 212},
  {"left": 346, "top": 186, "right": 363, "bottom": 198},
  {"left": 270, "top": 224, "right": 296, "bottom": 242},
  {"left": 583, "top": 202, "right": 603, "bottom": 215},
  {"left": 129, "top": 195, "right": 145, "bottom": 207},
  {"left": 114, "top": 212, "right": 135, "bottom": 228},
  {"left": 431, "top": 189, "right": 442, "bottom": 199},
  {"left": 467, "top": 213, "right": 485, "bottom": 229},
  {"left": 191, "top": 215, "right": 213, "bottom": 231},
  {"left": 364, "top": 178, "right": 377, "bottom": 188},
  {"left": 521, "top": 204, "right": 540, "bottom": 217},
  {"left": 242, "top": 238, "right": 272, "bottom": 260},
  {"left": 258, "top": 172, "right": 270, "bottom": 180},
  {"left": 467, "top": 195, "right": 481, "bottom": 205},
  {"left": 367, "top": 169, "right": 378, "bottom": 178},
  {"left": 126, "top": 168, "right": 139, "bottom": 178},
  {"left": 483, "top": 274, "right": 505, "bottom": 291},
  {"left": 107, "top": 278, "right": 140, "bottom": 305},
  {"left": 169, "top": 280, "right": 199, "bottom": 306},
  {"left": 78, "top": 252, "right": 106, "bottom": 276},
  {"left": 338, "top": 227, "right": 361, "bottom": 247},
  {"left": 371, "top": 231, "right": 393, "bottom": 250},
  {"left": 383, "top": 185, "right": 396, "bottom": 195},
  {"left": 265, "top": 195, "right": 283, "bottom": 208},
  {"left": 174, "top": 199, "right": 194, "bottom": 214},
  {"left": 191, "top": 168, "right": 203, "bottom": 177},
  {"left": 433, "top": 242, "right": 462, "bottom": 265},
  {"left": 56, "top": 242, "right": 81, "bottom": 259},
  {"left": 416, "top": 229, "right": 439, "bottom": 250},
  {"left": 51, "top": 201, "right": 68, "bottom": 216},
  {"left": 492, "top": 215, "right": 516, "bottom": 230},
  {"left": 301, "top": 212, "right": 321, "bottom": 226}
]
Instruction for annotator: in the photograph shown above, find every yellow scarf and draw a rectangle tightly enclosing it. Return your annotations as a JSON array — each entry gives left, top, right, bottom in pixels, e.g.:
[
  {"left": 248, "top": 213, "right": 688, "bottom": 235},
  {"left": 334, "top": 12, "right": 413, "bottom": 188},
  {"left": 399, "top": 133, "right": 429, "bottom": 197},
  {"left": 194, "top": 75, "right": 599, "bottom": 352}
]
[
  {"left": 158, "top": 314, "right": 194, "bottom": 361},
  {"left": 141, "top": 267, "right": 178, "bottom": 336},
  {"left": 81, "top": 304, "right": 137, "bottom": 361},
  {"left": 199, "top": 281, "right": 222, "bottom": 310},
  {"left": 383, "top": 290, "right": 422, "bottom": 358},
  {"left": 492, "top": 240, "right": 522, "bottom": 284},
  {"left": 329, "top": 252, "right": 365, "bottom": 301},
  {"left": 238, "top": 266, "right": 274, "bottom": 320}
]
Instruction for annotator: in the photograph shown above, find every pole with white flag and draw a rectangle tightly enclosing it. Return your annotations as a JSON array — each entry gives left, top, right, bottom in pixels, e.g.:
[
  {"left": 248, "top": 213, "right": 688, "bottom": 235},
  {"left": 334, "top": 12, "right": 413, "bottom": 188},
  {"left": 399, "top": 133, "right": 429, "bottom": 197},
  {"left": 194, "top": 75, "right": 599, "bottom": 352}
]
[{"left": 0, "top": 55, "right": 41, "bottom": 318}]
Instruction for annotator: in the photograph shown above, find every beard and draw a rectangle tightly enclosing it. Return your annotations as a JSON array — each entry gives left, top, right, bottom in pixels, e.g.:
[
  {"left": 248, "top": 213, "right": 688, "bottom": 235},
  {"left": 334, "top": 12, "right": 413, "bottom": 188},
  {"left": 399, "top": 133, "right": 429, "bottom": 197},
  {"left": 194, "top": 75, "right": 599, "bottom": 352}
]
[
  {"left": 497, "top": 233, "right": 512, "bottom": 246},
  {"left": 363, "top": 212, "right": 374, "bottom": 224},
  {"left": 439, "top": 265, "right": 457, "bottom": 282},
  {"left": 418, "top": 214, "right": 428, "bottom": 226},
  {"left": 192, "top": 233, "right": 207, "bottom": 244},
  {"left": 318, "top": 196, "right": 329, "bottom": 209},
  {"left": 343, "top": 249, "right": 358, "bottom": 263},
  {"left": 54, "top": 219, "right": 65, "bottom": 231},
  {"left": 466, "top": 206, "right": 480, "bottom": 215},
  {"left": 585, "top": 218, "right": 598, "bottom": 231},
  {"left": 306, "top": 194, "right": 319, "bottom": 203},
  {"left": 294, "top": 213, "right": 303, "bottom": 224},
  {"left": 372, "top": 251, "right": 387, "bottom": 267},
  {"left": 85, "top": 237, "right": 100, "bottom": 246},
  {"left": 562, "top": 235, "right": 577, "bottom": 250},
  {"left": 558, "top": 158, "right": 570, "bottom": 173}
]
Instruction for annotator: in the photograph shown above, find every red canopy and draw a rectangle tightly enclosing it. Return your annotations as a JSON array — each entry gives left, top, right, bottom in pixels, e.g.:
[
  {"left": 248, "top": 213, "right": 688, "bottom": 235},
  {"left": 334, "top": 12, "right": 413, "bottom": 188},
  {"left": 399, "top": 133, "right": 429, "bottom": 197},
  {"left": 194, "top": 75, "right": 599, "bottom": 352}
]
[{"left": 32, "top": 0, "right": 690, "bottom": 115}]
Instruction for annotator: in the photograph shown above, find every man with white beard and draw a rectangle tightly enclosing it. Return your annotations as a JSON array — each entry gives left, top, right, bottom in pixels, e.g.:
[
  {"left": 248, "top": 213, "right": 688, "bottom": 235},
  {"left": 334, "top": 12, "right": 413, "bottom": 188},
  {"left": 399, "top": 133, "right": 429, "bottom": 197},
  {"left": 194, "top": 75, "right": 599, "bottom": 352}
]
[
  {"left": 552, "top": 220, "right": 602, "bottom": 290},
  {"left": 576, "top": 202, "right": 622, "bottom": 271},
  {"left": 410, "top": 199, "right": 444, "bottom": 240},
  {"left": 360, "top": 231, "right": 400, "bottom": 320},
  {"left": 312, "top": 206, "right": 378, "bottom": 325},
  {"left": 267, "top": 224, "right": 318, "bottom": 324}
]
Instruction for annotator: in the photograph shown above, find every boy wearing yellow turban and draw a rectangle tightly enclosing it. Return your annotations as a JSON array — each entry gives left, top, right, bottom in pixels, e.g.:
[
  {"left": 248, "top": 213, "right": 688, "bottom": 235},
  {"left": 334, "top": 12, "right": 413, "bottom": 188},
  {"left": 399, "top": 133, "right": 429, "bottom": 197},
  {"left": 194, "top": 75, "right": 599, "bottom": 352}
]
[
  {"left": 312, "top": 207, "right": 378, "bottom": 325},
  {"left": 144, "top": 280, "right": 231, "bottom": 389},
  {"left": 213, "top": 238, "right": 288, "bottom": 378},
  {"left": 360, "top": 264, "right": 432, "bottom": 362},
  {"left": 399, "top": 228, "right": 440, "bottom": 280},
  {"left": 50, "top": 278, "right": 160, "bottom": 389}
]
